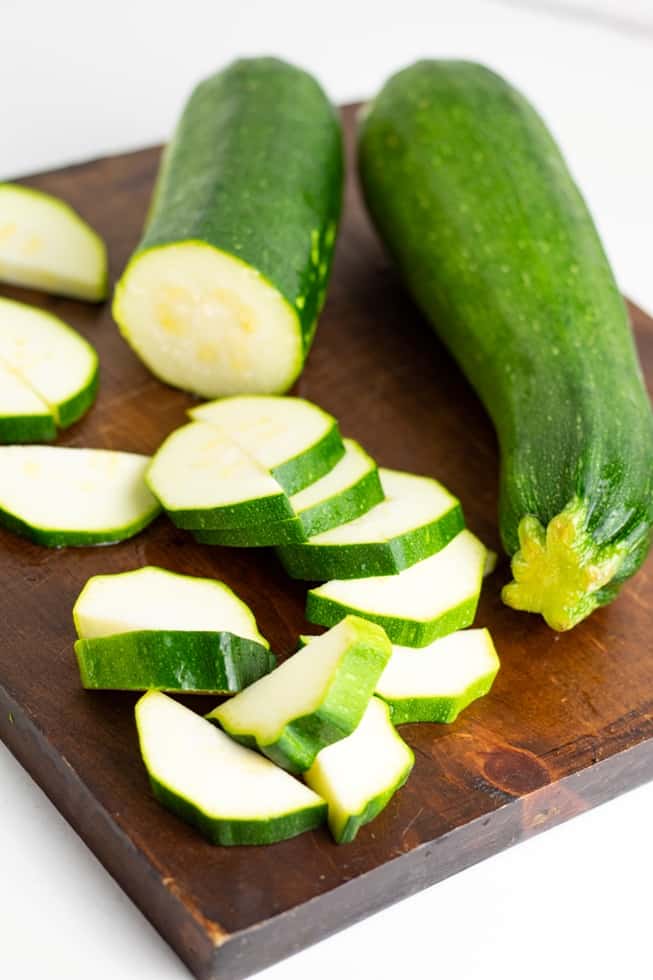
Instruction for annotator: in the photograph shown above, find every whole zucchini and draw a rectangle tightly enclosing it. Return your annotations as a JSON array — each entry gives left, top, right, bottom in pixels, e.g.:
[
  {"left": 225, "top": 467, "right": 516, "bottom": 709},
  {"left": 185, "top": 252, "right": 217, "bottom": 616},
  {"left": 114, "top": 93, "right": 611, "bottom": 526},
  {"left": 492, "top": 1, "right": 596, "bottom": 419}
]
[
  {"left": 114, "top": 58, "right": 343, "bottom": 398},
  {"left": 358, "top": 60, "right": 653, "bottom": 631}
]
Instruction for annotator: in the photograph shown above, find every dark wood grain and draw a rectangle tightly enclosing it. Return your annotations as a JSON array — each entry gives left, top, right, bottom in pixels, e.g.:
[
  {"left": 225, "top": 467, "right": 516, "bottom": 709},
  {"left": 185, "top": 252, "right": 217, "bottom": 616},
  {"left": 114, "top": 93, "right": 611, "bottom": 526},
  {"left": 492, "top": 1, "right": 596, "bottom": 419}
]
[{"left": 2, "top": 105, "right": 653, "bottom": 980}]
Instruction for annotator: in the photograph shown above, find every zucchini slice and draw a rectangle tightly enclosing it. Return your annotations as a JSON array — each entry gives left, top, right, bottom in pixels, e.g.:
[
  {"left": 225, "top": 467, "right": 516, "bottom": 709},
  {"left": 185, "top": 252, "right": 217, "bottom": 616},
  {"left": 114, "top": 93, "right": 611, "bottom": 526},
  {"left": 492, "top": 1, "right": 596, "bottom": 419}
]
[
  {"left": 74, "top": 565, "right": 268, "bottom": 643},
  {"left": 146, "top": 421, "right": 293, "bottom": 529},
  {"left": 0, "top": 297, "right": 98, "bottom": 428},
  {"left": 136, "top": 692, "right": 326, "bottom": 846},
  {"left": 113, "top": 58, "right": 343, "bottom": 398},
  {"left": 190, "top": 395, "right": 344, "bottom": 495},
  {"left": 0, "top": 360, "right": 56, "bottom": 443},
  {"left": 0, "top": 446, "right": 160, "bottom": 547},
  {"left": 207, "top": 615, "right": 391, "bottom": 773},
  {"left": 0, "top": 184, "right": 107, "bottom": 301},
  {"left": 376, "top": 628, "right": 500, "bottom": 724},
  {"left": 305, "top": 697, "right": 413, "bottom": 844},
  {"left": 288, "top": 438, "right": 384, "bottom": 537},
  {"left": 359, "top": 60, "right": 653, "bottom": 630},
  {"left": 193, "top": 518, "right": 306, "bottom": 548},
  {"left": 307, "top": 530, "right": 487, "bottom": 646},
  {"left": 278, "top": 468, "right": 463, "bottom": 580}
]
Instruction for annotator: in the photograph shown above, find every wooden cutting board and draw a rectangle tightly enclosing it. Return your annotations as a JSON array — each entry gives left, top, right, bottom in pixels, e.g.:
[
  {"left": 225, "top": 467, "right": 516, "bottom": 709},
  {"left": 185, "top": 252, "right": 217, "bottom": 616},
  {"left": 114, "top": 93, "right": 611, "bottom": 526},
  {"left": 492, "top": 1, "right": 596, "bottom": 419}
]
[{"left": 2, "top": 105, "right": 653, "bottom": 980}]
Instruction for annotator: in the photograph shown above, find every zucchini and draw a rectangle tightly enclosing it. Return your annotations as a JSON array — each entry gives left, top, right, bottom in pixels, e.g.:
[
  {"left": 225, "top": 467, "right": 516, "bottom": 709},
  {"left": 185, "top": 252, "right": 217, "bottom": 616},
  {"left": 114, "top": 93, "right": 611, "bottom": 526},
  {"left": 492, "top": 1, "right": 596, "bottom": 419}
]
[
  {"left": 277, "top": 467, "right": 463, "bottom": 580},
  {"left": 147, "top": 421, "right": 293, "bottom": 529},
  {"left": 375, "top": 628, "right": 500, "bottom": 724},
  {"left": 114, "top": 58, "right": 343, "bottom": 398},
  {"left": 359, "top": 60, "right": 653, "bottom": 630},
  {"left": 136, "top": 692, "right": 326, "bottom": 846},
  {"left": 0, "top": 184, "right": 107, "bottom": 301},
  {"left": 193, "top": 518, "right": 307, "bottom": 548},
  {"left": 0, "top": 297, "right": 98, "bottom": 430},
  {"left": 73, "top": 565, "right": 273, "bottom": 693},
  {"left": 207, "top": 615, "right": 391, "bottom": 773},
  {"left": 0, "top": 360, "right": 55, "bottom": 443},
  {"left": 190, "top": 396, "right": 344, "bottom": 495},
  {"left": 307, "top": 529, "right": 487, "bottom": 646},
  {"left": 305, "top": 697, "right": 413, "bottom": 844},
  {"left": 0, "top": 446, "right": 160, "bottom": 547}
]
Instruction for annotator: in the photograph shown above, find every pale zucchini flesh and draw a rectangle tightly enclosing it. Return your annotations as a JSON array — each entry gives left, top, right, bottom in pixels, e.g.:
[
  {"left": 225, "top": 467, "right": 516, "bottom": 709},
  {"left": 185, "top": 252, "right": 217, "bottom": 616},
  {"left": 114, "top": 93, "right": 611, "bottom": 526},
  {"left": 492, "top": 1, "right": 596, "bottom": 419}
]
[
  {"left": 305, "top": 697, "right": 414, "bottom": 844},
  {"left": 278, "top": 467, "right": 463, "bottom": 579},
  {"left": 136, "top": 692, "right": 326, "bottom": 846},
  {"left": 376, "top": 628, "right": 500, "bottom": 723},
  {"left": 0, "top": 360, "right": 56, "bottom": 443},
  {"left": 73, "top": 565, "right": 268, "bottom": 646},
  {"left": 0, "top": 184, "right": 108, "bottom": 301},
  {"left": 0, "top": 447, "right": 160, "bottom": 547},
  {"left": 146, "top": 421, "right": 293, "bottom": 529},
  {"left": 190, "top": 395, "right": 345, "bottom": 495},
  {"left": 0, "top": 297, "right": 98, "bottom": 428},
  {"left": 307, "top": 529, "right": 487, "bottom": 646},
  {"left": 207, "top": 615, "right": 392, "bottom": 773}
]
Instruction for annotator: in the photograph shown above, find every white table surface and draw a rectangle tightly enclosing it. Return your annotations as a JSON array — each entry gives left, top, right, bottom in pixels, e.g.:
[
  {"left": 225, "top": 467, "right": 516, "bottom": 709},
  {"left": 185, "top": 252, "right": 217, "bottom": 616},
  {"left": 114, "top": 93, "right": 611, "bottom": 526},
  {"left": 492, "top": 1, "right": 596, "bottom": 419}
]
[{"left": 2, "top": 1, "right": 652, "bottom": 977}]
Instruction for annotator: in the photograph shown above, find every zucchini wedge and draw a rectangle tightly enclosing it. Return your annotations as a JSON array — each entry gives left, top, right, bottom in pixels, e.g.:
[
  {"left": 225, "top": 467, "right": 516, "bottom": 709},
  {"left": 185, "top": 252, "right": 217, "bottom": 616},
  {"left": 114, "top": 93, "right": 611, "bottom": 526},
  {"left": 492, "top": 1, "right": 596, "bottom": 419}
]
[
  {"left": 305, "top": 697, "right": 413, "bottom": 844},
  {"left": 0, "top": 446, "right": 160, "bottom": 547},
  {"left": 136, "top": 692, "right": 326, "bottom": 846},
  {"left": 359, "top": 60, "right": 653, "bottom": 630},
  {"left": 0, "top": 183, "right": 107, "bottom": 301},
  {"left": 0, "top": 360, "right": 56, "bottom": 443},
  {"left": 376, "top": 628, "right": 500, "bottom": 723},
  {"left": 307, "top": 530, "right": 487, "bottom": 646},
  {"left": 114, "top": 58, "right": 343, "bottom": 398},
  {"left": 146, "top": 421, "right": 293, "bottom": 529},
  {"left": 190, "top": 395, "right": 344, "bottom": 495},
  {"left": 207, "top": 615, "right": 391, "bottom": 773},
  {"left": 278, "top": 468, "right": 463, "bottom": 580},
  {"left": 0, "top": 297, "right": 98, "bottom": 429}
]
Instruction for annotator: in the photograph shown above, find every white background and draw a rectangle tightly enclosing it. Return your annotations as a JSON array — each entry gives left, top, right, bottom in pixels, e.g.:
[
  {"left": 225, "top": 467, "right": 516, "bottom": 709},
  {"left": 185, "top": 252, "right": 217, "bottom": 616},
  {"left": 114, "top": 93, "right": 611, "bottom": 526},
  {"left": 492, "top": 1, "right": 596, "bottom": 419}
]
[{"left": 2, "top": 1, "right": 652, "bottom": 977}]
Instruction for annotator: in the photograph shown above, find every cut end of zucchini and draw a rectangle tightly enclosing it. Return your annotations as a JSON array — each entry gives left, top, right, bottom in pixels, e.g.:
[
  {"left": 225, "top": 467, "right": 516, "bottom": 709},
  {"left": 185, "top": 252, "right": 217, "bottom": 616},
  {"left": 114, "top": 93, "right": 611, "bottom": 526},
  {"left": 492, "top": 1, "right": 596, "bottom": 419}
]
[
  {"left": 502, "top": 501, "right": 625, "bottom": 631},
  {"left": 113, "top": 243, "right": 303, "bottom": 397},
  {"left": 0, "top": 184, "right": 108, "bottom": 301}
]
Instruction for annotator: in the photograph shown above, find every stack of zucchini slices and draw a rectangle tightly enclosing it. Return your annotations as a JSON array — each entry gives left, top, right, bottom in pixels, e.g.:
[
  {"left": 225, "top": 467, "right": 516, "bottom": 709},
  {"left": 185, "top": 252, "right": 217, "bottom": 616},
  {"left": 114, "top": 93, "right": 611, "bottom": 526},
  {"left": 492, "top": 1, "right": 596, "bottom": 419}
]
[{"left": 75, "top": 394, "right": 500, "bottom": 847}]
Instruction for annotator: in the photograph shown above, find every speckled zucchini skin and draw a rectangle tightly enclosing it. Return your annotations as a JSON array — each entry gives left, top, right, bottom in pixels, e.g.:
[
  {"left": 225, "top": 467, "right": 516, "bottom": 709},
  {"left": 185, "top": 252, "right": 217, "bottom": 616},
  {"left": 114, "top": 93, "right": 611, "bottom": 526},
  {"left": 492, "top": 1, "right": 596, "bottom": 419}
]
[
  {"left": 141, "top": 57, "right": 343, "bottom": 356},
  {"left": 359, "top": 60, "right": 653, "bottom": 618}
]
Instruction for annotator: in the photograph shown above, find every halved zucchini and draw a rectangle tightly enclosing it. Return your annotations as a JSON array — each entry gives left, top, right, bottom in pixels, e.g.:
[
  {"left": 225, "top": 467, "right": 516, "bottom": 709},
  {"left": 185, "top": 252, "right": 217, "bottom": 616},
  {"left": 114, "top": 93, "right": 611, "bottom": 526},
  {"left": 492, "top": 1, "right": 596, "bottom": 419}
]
[
  {"left": 278, "top": 468, "right": 463, "bottom": 580},
  {"left": 0, "top": 184, "right": 108, "bottom": 301},
  {"left": 207, "top": 615, "right": 391, "bottom": 773},
  {"left": 376, "top": 628, "right": 500, "bottom": 723},
  {"left": 146, "top": 421, "right": 293, "bottom": 529},
  {"left": 306, "top": 530, "right": 487, "bottom": 646},
  {"left": 0, "top": 360, "right": 56, "bottom": 443},
  {"left": 305, "top": 697, "right": 413, "bottom": 843},
  {"left": 0, "top": 297, "right": 98, "bottom": 428},
  {"left": 136, "top": 692, "right": 326, "bottom": 846},
  {"left": 190, "top": 395, "right": 344, "bottom": 495},
  {"left": 0, "top": 446, "right": 160, "bottom": 547}
]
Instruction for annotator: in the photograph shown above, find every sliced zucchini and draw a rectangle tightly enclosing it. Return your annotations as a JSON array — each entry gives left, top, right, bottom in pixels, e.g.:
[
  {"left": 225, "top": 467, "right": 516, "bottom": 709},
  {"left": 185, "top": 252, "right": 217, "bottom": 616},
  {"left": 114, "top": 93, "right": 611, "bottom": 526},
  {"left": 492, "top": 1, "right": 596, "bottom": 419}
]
[
  {"left": 278, "top": 468, "right": 463, "bottom": 580},
  {"left": 207, "top": 615, "right": 392, "bottom": 773},
  {"left": 0, "top": 446, "right": 160, "bottom": 547},
  {"left": 0, "top": 184, "right": 108, "bottom": 301},
  {"left": 305, "top": 697, "right": 413, "bottom": 843},
  {"left": 190, "top": 395, "right": 344, "bottom": 495},
  {"left": 289, "top": 438, "right": 384, "bottom": 537},
  {"left": 75, "top": 631, "right": 274, "bottom": 693},
  {"left": 0, "top": 360, "right": 56, "bottom": 443},
  {"left": 376, "top": 628, "right": 500, "bottom": 723},
  {"left": 0, "top": 297, "right": 98, "bottom": 428},
  {"left": 73, "top": 565, "right": 268, "bottom": 645},
  {"left": 306, "top": 529, "right": 487, "bottom": 646},
  {"left": 146, "top": 421, "right": 293, "bottom": 529},
  {"left": 193, "top": 517, "right": 306, "bottom": 548},
  {"left": 136, "top": 692, "right": 326, "bottom": 846}
]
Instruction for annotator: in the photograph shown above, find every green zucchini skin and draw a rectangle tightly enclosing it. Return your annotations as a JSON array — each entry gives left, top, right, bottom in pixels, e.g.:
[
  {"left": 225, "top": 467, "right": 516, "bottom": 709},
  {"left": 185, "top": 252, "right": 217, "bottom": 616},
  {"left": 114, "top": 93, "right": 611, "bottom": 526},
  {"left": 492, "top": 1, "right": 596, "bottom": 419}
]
[
  {"left": 74, "top": 630, "right": 275, "bottom": 693},
  {"left": 193, "top": 518, "right": 307, "bottom": 547},
  {"left": 359, "top": 60, "right": 653, "bottom": 630},
  {"left": 0, "top": 413, "right": 57, "bottom": 444},
  {"left": 271, "top": 424, "right": 345, "bottom": 496},
  {"left": 139, "top": 57, "right": 343, "bottom": 356},
  {"left": 0, "top": 502, "right": 160, "bottom": 548},
  {"left": 336, "top": 768, "right": 412, "bottom": 845}
]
